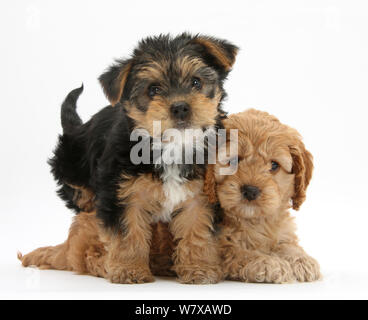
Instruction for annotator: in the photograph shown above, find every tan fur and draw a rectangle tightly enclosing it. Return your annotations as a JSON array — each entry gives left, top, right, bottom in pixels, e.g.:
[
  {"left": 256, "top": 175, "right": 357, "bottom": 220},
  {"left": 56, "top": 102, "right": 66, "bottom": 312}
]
[
  {"left": 20, "top": 211, "right": 108, "bottom": 278},
  {"left": 127, "top": 91, "right": 221, "bottom": 137},
  {"left": 127, "top": 57, "right": 221, "bottom": 136},
  {"left": 204, "top": 164, "right": 217, "bottom": 204},
  {"left": 189, "top": 92, "right": 221, "bottom": 129},
  {"left": 109, "top": 175, "right": 221, "bottom": 284},
  {"left": 193, "top": 38, "right": 237, "bottom": 72},
  {"left": 127, "top": 98, "right": 173, "bottom": 136},
  {"left": 207, "top": 109, "right": 321, "bottom": 283},
  {"left": 19, "top": 212, "right": 175, "bottom": 279},
  {"left": 169, "top": 192, "right": 222, "bottom": 284},
  {"left": 149, "top": 222, "right": 175, "bottom": 276},
  {"left": 136, "top": 61, "right": 169, "bottom": 81},
  {"left": 69, "top": 184, "right": 95, "bottom": 212},
  {"left": 106, "top": 61, "right": 133, "bottom": 106},
  {"left": 176, "top": 56, "right": 205, "bottom": 80},
  {"left": 20, "top": 175, "right": 221, "bottom": 284}
]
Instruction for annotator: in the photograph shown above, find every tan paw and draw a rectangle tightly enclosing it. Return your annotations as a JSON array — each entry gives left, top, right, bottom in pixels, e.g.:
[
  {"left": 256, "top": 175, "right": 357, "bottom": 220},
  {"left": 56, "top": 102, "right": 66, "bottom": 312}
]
[
  {"left": 18, "top": 248, "right": 52, "bottom": 269},
  {"left": 107, "top": 265, "right": 154, "bottom": 284},
  {"left": 174, "top": 264, "right": 222, "bottom": 284},
  {"left": 19, "top": 252, "right": 38, "bottom": 267},
  {"left": 240, "top": 256, "right": 295, "bottom": 284},
  {"left": 287, "top": 255, "right": 321, "bottom": 282}
]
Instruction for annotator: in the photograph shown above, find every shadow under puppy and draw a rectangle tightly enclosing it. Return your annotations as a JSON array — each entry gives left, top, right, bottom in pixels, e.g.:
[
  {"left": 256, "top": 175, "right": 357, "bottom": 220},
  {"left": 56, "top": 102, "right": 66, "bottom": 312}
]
[
  {"left": 205, "top": 109, "right": 321, "bottom": 283},
  {"left": 19, "top": 33, "right": 238, "bottom": 284}
]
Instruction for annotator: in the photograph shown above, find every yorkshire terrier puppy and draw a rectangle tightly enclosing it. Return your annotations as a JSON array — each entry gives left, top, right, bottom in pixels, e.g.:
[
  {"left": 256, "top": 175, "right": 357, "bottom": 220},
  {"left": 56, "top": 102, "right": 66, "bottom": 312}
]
[
  {"left": 205, "top": 109, "right": 321, "bottom": 283},
  {"left": 19, "top": 33, "right": 238, "bottom": 284}
]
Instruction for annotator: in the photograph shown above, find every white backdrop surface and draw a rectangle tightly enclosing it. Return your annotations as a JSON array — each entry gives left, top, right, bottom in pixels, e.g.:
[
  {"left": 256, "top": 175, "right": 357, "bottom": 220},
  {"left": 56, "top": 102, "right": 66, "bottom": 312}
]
[{"left": 0, "top": 0, "right": 367, "bottom": 299}]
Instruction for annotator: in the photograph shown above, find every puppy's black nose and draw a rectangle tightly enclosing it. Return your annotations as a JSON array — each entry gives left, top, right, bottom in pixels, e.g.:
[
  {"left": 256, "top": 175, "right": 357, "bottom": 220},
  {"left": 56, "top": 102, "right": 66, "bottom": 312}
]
[
  {"left": 170, "top": 101, "right": 191, "bottom": 120},
  {"left": 241, "top": 185, "right": 261, "bottom": 201}
]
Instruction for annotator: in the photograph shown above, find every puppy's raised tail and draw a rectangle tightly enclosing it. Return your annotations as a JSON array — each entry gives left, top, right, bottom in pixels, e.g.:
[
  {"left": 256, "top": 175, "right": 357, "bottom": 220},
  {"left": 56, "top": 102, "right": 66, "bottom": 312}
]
[{"left": 61, "top": 84, "right": 84, "bottom": 134}]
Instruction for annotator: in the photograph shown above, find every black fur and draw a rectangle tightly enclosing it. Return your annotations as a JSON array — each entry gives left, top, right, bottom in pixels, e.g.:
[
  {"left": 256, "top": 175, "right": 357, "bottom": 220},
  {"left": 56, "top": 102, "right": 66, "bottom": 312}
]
[
  {"left": 49, "top": 103, "right": 153, "bottom": 226},
  {"left": 61, "top": 84, "right": 84, "bottom": 134},
  {"left": 49, "top": 33, "right": 238, "bottom": 231}
]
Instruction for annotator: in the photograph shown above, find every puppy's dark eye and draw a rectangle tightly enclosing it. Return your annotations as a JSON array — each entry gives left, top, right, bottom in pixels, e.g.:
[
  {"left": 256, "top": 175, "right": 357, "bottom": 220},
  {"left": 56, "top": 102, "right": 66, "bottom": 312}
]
[
  {"left": 148, "top": 85, "right": 161, "bottom": 98},
  {"left": 192, "top": 77, "right": 202, "bottom": 90},
  {"left": 270, "top": 161, "right": 280, "bottom": 172}
]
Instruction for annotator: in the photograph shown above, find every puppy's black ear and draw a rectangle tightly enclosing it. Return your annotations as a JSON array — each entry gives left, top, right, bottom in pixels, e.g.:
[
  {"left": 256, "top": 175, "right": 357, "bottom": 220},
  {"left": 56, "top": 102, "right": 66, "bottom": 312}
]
[
  {"left": 192, "top": 35, "right": 239, "bottom": 75},
  {"left": 99, "top": 59, "right": 133, "bottom": 106}
]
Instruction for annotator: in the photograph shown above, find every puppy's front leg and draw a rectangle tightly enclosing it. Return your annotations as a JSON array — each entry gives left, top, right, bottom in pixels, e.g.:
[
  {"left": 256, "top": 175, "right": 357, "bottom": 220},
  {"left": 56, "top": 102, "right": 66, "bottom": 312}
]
[
  {"left": 219, "top": 225, "right": 295, "bottom": 283},
  {"left": 221, "top": 245, "right": 294, "bottom": 283},
  {"left": 105, "top": 205, "right": 154, "bottom": 284},
  {"left": 169, "top": 197, "right": 222, "bottom": 284},
  {"left": 273, "top": 243, "right": 321, "bottom": 282}
]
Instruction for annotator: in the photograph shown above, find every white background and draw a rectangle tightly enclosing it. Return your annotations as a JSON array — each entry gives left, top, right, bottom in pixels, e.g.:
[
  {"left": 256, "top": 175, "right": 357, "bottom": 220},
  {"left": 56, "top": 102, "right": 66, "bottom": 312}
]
[{"left": 1, "top": 0, "right": 367, "bottom": 300}]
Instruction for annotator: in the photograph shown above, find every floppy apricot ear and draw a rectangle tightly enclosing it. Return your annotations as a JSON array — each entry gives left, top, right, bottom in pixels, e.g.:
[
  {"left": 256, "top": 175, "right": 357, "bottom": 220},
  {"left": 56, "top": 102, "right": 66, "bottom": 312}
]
[
  {"left": 204, "top": 164, "right": 218, "bottom": 204},
  {"left": 99, "top": 59, "right": 133, "bottom": 106},
  {"left": 290, "top": 143, "right": 314, "bottom": 210},
  {"left": 192, "top": 36, "right": 239, "bottom": 74}
]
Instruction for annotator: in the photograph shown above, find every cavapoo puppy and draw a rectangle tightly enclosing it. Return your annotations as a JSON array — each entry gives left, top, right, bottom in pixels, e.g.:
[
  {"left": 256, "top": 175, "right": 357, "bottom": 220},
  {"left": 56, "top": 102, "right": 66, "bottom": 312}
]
[
  {"left": 205, "top": 109, "right": 321, "bottom": 283},
  {"left": 19, "top": 33, "right": 238, "bottom": 284}
]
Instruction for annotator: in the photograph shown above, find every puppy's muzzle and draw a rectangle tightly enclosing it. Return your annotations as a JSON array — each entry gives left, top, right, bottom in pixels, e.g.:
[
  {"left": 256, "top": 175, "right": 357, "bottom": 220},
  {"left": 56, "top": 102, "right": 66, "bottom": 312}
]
[
  {"left": 170, "top": 101, "right": 191, "bottom": 122},
  {"left": 241, "top": 185, "right": 261, "bottom": 201}
]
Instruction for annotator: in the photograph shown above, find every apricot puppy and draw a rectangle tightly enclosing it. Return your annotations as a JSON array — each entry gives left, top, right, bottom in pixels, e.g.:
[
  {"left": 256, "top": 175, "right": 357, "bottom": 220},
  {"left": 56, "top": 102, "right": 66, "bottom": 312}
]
[{"left": 205, "top": 109, "right": 321, "bottom": 283}]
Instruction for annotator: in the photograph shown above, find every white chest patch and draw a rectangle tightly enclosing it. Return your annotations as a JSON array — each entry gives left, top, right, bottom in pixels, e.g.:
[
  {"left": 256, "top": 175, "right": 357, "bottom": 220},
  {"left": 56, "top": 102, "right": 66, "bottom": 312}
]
[
  {"left": 151, "top": 128, "right": 214, "bottom": 222},
  {"left": 154, "top": 165, "right": 193, "bottom": 223}
]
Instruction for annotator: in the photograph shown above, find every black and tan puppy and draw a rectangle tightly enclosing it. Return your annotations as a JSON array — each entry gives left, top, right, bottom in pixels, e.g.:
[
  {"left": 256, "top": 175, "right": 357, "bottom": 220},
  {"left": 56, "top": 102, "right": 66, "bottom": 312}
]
[{"left": 19, "top": 33, "right": 238, "bottom": 284}]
